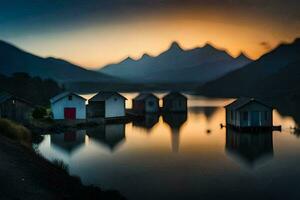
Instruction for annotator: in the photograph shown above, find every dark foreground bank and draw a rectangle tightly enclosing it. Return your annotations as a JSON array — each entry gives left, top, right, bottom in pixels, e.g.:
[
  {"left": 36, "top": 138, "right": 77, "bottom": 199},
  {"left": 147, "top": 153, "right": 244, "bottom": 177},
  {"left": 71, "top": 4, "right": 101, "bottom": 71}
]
[{"left": 0, "top": 133, "right": 126, "bottom": 200}]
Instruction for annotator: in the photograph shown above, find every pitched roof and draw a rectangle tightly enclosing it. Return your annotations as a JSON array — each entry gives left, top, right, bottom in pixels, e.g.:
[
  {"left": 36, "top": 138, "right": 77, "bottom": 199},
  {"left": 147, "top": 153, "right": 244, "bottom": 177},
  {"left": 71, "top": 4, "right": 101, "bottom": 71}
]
[
  {"left": 0, "top": 91, "right": 33, "bottom": 106},
  {"left": 0, "top": 91, "right": 13, "bottom": 104},
  {"left": 89, "top": 92, "right": 127, "bottom": 102},
  {"left": 50, "top": 92, "right": 86, "bottom": 104},
  {"left": 133, "top": 93, "right": 159, "bottom": 101},
  {"left": 163, "top": 92, "right": 187, "bottom": 100},
  {"left": 224, "top": 97, "right": 272, "bottom": 110}
]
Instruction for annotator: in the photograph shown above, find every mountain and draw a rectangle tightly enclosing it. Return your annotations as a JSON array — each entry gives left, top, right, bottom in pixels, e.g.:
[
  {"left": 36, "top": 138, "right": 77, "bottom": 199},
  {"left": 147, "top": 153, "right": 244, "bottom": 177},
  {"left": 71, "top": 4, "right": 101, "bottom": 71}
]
[
  {"left": 198, "top": 38, "right": 300, "bottom": 97},
  {"left": 98, "top": 42, "right": 252, "bottom": 84},
  {"left": 0, "top": 40, "right": 118, "bottom": 83}
]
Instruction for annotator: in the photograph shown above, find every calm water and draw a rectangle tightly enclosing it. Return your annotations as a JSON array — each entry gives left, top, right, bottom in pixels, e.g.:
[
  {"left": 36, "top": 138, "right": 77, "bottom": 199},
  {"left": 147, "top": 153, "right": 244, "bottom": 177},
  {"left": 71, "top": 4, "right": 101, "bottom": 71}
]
[{"left": 36, "top": 94, "right": 300, "bottom": 200}]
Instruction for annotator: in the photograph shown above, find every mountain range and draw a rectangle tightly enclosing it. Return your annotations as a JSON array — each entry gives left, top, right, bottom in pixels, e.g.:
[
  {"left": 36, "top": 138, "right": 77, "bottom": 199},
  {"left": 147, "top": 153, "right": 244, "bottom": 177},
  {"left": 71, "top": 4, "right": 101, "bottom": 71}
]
[
  {"left": 99, "top": 42, "right": 252, "bottom": 84},
  {"left": 198, "top": 38, "right": 300, "bottom": 98},
  {"left": 0, "top": 40, "right": 118, "bottom": 83}
]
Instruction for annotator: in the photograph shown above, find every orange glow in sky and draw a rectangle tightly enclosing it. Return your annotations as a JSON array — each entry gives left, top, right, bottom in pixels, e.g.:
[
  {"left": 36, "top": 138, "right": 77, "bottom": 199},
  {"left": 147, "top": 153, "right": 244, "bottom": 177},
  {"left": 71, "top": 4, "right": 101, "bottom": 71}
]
[{"left": 5, "top": 7, "right": 300, "bottom": 69}]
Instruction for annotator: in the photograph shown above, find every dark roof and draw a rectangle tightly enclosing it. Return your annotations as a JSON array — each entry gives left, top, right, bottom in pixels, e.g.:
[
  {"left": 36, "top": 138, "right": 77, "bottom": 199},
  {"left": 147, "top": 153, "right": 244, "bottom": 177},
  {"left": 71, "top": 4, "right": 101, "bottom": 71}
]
[
  {"left": 0, "top": 91, "right": 12, "bottom": 104},
  {"left": 0, "top": 91, "right": 33, "bottom": 106},
  {"left": 163, "top": 92, "right": 187, "bottom": 100},
  {"left": 89, "top": 92, "right": 127, "bottom": 102},
  {"left": 50, "top": 91, "right": 86, "bottom": 104},
  {"left": 225, "top": 97, "right": 273, "bottom": 110},
  {"left": 133, "top": 93, "right": 159, "bottom": 101}
]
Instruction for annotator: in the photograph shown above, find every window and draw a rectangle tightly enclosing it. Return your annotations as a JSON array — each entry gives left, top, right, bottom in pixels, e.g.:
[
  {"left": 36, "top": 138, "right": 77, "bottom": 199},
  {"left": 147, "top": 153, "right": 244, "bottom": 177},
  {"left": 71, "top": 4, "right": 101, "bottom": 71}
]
[
  {"left": 231, "top": 111, "right": 234, "bottom": 120},
  {"left": 114, "top": 98, "right": 118, "bottom": 101},
  {"left": 243, "top": 111, "right": 248, "bottom": 121},
  {"left": 68, "top": 95, "right": 73, "bottom": 101}
]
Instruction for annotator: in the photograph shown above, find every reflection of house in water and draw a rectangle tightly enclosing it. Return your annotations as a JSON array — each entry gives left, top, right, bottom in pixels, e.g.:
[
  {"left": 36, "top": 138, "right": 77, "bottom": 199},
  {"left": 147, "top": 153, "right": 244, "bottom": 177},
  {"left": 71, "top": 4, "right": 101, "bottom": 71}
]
[
  {"left": 163, "top": 113, "right": 187, "bottom": 153},
  {"left": 133, "top": 114, "right": 159, "bottom": 132},
  {"left": 87, "top": 124, "right": 126, "bottom": 151},
  {"left": 189, "top": 106, "right": 218, "bottom": 119},
  {"left": 225, "top": 128, "right": 274, "bottom": 168},
  {"left": 50, "top": 130, "right": 86, "bottom": 155}
]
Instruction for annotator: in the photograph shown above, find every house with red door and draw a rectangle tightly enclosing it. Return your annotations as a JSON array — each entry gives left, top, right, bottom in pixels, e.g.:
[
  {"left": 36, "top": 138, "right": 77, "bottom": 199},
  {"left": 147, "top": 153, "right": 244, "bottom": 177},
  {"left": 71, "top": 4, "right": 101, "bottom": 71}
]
[{"left": 50, "top": 92, "right": 87, "bottom": 120}]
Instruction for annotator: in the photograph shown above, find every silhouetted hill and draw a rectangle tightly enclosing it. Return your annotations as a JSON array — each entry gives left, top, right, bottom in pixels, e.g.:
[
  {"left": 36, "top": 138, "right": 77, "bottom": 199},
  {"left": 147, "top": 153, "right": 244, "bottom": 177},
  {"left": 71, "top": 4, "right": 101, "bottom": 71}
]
[
  {"left": 198, "top": 38, "right": 300, "bottom": 97},
  {"left": 0, "top": 40, "right": 119, "bottom": 83},
  {"left": 99, "top": 42, "right": 252, "bottom": 84},
  {"left": 0, "top": 73, "right": 63, "bottom": 106}
]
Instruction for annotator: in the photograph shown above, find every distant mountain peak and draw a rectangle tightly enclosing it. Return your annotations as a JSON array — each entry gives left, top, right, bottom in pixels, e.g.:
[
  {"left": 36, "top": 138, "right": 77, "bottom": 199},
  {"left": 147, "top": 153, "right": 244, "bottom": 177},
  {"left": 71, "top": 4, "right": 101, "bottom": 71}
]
[
  {"left": 141, "top": 53, "right": 151, "bottom": 59},
  {"left": 123, "top": 56, "right": 135, "bottom": 62},
  {"left": 169, "top": 41, "right": 183, "bottom": 51},
  {"left": 236, "top": 52, "right": 251, "bottom": 60},
  {"left": 202, "top": 43, "right": 216, "bottom": 50}
]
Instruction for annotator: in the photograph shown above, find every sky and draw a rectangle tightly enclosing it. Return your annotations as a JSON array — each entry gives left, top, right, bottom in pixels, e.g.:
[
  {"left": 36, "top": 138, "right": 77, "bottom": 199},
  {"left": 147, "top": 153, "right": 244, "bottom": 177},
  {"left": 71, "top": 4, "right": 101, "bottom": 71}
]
[{"left": 1, "top": 0, "right": 299, "bottom": 69}]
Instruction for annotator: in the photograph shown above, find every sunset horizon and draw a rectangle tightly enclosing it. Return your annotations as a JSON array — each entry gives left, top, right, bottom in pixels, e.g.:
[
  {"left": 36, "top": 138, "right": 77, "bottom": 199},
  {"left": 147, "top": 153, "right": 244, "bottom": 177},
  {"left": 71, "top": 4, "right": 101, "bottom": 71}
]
[
  {"left": 1, "top": 1, "right": 300, "bottom": 200},
  {"left": 1, "top": 1, "right": 299, "bottom": 68}
]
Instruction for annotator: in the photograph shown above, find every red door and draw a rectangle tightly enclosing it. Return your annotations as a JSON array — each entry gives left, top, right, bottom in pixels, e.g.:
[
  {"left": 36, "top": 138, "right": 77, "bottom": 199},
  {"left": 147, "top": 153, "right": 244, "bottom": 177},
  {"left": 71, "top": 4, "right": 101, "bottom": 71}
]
[{"left": 64, "top": 108, "right": 76, "bottom": 120}]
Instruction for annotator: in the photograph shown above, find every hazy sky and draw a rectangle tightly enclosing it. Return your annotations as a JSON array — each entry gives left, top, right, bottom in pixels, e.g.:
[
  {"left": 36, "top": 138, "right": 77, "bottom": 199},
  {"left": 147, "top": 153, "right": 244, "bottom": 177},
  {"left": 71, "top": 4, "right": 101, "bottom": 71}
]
[{"left": 1, "top": 0, "right": 299, "bottom": 68}]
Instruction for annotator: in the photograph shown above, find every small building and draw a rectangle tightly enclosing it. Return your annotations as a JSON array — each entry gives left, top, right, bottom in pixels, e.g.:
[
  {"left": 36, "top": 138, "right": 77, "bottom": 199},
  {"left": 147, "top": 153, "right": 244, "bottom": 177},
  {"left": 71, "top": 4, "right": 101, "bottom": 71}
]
[
  {"left": 0, "top": 91, "right": 34, "bottom": 122},
  {"left": 50, "top": 92, "right": 87, "bottom": 120},
  {"left": 132, "top": 93, "right": 159, "bottom": 113},
  {"left": 162, "top": 92, "right": 187, "bottom": 112},
  {"left": 225, "top": 98, "right": 273, "bottom": 129},
  {"left": 88, "top": 92, "right": 126, "bottom": 118}
]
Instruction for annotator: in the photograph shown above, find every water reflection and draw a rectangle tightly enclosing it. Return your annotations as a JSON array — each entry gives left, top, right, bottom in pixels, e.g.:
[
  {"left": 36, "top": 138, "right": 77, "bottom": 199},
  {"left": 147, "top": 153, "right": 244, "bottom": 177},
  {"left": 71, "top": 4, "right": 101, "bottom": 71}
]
[
  {"left": 162, "top": 113, "right": 187, "bottom": 153},
  {"left": 87, "top": 124, "right": 126, "bottom": 152},
  {"left": 50, "top": 130, "right": 86, "bottom": 156},
  {"left": 225, "top": 128, "right": 274, "bottom": 168},
  {"left": 36, "top": 95, "right": 299, "bottom": 200},
  {"left": 189, "top": 106, "right": 218, "bottom": 120},
  {"left": 132, "top": 114, "right": 160, "bottom": 132}
]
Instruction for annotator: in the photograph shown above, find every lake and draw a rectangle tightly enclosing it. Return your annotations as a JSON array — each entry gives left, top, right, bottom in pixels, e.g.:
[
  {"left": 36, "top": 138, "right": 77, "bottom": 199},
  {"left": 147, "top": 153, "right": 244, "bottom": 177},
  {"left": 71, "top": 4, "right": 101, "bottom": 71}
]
[{"left": 36, "top": 94, "right": 300, "bottom": 200}]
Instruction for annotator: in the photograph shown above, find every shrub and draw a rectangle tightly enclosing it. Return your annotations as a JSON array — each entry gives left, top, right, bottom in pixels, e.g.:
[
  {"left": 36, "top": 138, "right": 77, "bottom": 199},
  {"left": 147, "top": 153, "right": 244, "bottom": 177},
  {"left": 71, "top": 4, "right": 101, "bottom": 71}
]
[
  {"left": 0, "top": 119, "right": 31, "bottom": 144},
  {"left": 32, "top": 107, "right": 47, "bottom": 119}
]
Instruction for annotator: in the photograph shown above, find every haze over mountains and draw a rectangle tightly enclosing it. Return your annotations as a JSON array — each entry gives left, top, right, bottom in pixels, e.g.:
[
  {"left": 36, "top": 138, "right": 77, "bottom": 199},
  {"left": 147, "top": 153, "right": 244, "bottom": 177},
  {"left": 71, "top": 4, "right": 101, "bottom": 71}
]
[
  {"left": 0, "top": 40, "right": 117, "bottom": 83},
  {"left": 1, "top": 37, "right": 299, "bottom": 96},
  {"left": 198, "top": 38, "right": 300, "bottom": 98},
  {"left": 99, "top": 42, "right": 252, "bottom": 84}
]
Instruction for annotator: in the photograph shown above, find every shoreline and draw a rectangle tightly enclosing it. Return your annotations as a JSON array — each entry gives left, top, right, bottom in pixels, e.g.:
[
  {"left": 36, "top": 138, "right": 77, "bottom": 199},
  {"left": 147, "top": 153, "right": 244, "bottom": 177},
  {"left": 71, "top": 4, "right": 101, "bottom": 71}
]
[{"left": 0, "top": 133, "right": 126, "bottom": 199}]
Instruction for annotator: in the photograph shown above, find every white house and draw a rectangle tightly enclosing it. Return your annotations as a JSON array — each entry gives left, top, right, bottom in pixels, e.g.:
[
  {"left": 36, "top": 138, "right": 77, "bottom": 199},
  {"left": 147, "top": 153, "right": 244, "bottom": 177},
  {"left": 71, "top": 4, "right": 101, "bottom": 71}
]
[
  {"left": 50, "top": 92, "right": 87, "bottom": 120},
  {"left": 225, "top": 98, "right": 273, "bottom": 128},
  {"left": 87, "top": 92, "right": 127, "bottom": 118}
]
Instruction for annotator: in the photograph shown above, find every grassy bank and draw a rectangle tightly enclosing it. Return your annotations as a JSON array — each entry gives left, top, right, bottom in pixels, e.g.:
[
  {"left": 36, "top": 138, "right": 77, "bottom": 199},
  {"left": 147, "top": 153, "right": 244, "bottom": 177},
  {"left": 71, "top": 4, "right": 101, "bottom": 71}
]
[
  {"left": 0, "top": 118, "right": 31, "bottom": 146},
  {"left": 0, "top": 119, "right": 126, "bottom": 199}
]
